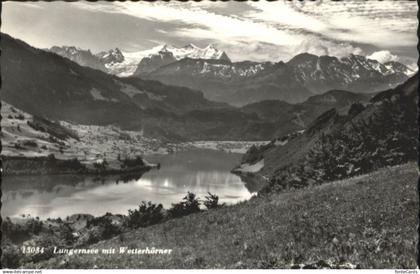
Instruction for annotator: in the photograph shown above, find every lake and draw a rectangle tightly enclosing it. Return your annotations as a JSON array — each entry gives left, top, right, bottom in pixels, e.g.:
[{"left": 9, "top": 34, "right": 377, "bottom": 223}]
[{"left": 1, "top": 149, "right": 254, "bottom": 219}]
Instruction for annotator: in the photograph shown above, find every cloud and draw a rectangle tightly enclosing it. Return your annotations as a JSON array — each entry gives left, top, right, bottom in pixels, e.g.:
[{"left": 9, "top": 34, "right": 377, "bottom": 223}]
[
  {"left": 72, "top": 2, "right": 300, "bottom": 47},
  {"left": 220, "top": 41, "right": 291, "bottom": 63},
  {"left": 3, "top": 2, "right": 44, "bottom": 9},
  {"left": 70, "top": 2, "right": 310, "bottom": 61},
  {"left": 3, "top": 1, "right": 417, "bottom": 65},
  {"left": 293, "top": 37, "right": 364, "bottom": 59},
  {"left": 245, "top": 1, "right": 327, "bottom": 33},
  {"left": 246, "top": 1, "right": 417, "bottom": 48},
  {"left": 71, "top": 1, "right": 416, "bottom": 62},
  {"left": 367, "top": 50, "right": 399, "bottom": 64}
]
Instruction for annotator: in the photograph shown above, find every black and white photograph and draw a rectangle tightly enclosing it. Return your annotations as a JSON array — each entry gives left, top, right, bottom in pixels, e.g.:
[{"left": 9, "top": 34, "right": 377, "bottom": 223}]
[{"left": 0, "top": 0, "right": 418, "bottom": 270}]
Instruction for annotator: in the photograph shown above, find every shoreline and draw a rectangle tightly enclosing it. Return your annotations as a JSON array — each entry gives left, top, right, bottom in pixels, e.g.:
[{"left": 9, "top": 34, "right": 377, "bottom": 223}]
[
  {"left": 2, "top": 155, "right": 157, "bottom": 177},
  {"left": 2, "top": 141, "right": 266, "bottom": 176},
  {"left": 231, "top": 169, "right": 269, "bottom": 193}
]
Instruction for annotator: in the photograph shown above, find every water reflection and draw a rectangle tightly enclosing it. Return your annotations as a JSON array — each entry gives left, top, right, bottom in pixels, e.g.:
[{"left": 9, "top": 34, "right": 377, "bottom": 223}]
[{"left": 2, "top": 149, "right": 254, "bottom": 219}]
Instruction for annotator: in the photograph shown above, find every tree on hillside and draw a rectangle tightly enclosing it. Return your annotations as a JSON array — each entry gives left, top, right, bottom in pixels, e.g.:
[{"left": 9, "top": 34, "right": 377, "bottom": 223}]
[
  {"left": 168, "top": 192, "right": 201, "bottom": 218},
  {"left": 126, "top": 202, "right": 164, "bottom": 228},
  {"left": 306, "top": 95, "right": 417, "bottom": 183},
  {"left": 204, "top": 192, "right": 224, "bottom": 209}
]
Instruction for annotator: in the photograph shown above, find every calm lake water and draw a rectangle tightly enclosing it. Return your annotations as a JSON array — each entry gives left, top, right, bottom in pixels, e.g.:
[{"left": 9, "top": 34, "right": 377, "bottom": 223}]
[{"left": 2, "top": 149, "right": 254, "bottom": 219}]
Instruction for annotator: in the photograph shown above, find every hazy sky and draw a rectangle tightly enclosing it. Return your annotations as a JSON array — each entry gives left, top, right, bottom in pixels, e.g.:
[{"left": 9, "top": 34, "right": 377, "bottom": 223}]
[{"left": 2, "top": 1, "right": 418, "bottom": 67}]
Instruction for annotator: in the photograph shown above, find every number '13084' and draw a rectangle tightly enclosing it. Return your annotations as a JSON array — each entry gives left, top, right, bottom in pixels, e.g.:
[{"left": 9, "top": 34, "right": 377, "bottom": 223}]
[{"left": 22, "top": 246, "right": 45, "bottom": 254}]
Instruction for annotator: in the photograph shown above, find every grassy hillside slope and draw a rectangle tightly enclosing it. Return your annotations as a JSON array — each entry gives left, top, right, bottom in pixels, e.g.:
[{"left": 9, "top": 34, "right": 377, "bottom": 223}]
[
  {"left": 236, "top": 74, "right": 417, "bottom": 192},
  {"left": 29, "top": 163, "right": 418, "bottom": 269}
]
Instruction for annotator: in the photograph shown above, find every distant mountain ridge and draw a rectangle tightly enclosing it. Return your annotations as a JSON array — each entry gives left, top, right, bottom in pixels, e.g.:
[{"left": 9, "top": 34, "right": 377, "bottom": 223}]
[
  {"left": 49, "top": 43, "right": 230, "bottom": 77},
  {"left": 49, "top": 42, "right": 412, "bottom": 106},
  {"left": 133, "top": 44, "right": 230, "bottom": 75},
  {"left": 287, "top": 53, "right": 413, "bottom": 94},
  {"left": 158, "top": 43, "right": 230, "bottom": 61},
  {"left": 141, "top": 53, "right": 411, "bottom": 105},
  {"left": 49, "top": 46, "right": 108, "bottom": 72},
  {"left": 96, "top": 48, "right": 125, "bottom": 64}
]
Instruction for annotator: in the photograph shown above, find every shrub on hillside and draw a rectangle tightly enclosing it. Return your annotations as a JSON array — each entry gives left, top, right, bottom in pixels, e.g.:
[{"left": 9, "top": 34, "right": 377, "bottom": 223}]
[
  {"left": 1, "top": 244, "right": 21, "bottom": 268},
  {"left": 168, "top": 192, "right": 201, "bottom": 218},
  {"left": 90, "top": 213, "right": 122, "bottom": 239},
  {"left": 204, "top": 192, "right": 224, "bottom": 209},
  {"left": 307, "top": 98, "right": 417, "bottom": 182},
  {"left": 2, "top": 217, "right": 43, "bottom": 243},
  {"left": 58, "top": 223, "right": 76, "bottom": 245},
  {"left": 26, "top": 217, "right": 43, "bottom": 235},
  {"left": 2, "top": 217, "right": 27, "bottom": 243},
  {"left": 126, "top": 202, "right": 164, "bottom": 228}
]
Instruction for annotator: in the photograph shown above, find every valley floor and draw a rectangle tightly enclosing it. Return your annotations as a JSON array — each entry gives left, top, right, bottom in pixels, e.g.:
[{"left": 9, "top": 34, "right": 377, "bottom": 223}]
[{"left": 28, "top": 162, "right": 418, "bottom": 269}]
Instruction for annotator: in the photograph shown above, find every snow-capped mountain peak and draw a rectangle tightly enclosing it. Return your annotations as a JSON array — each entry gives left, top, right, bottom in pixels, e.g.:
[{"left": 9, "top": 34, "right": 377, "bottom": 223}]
[
  {"left": 285, "top": 52, "right": 412, "bottom": 94},
  {"left": 49, "top": 42, "right": 231, "bottom": 76},
  {"left": 96, "top": 48, "right": 124, "bottom": 64},
  {"left": 49, "top": 46, "right": 106, "bottom": 71},
  {"left": 205, "top": 44, "right": 215, "bottom": 49},
  {"left": 183, "top": 43, "right": 199, "bottom": 49},
  {"left": 147, "top": 43, "right": 230, "bottom": 61},
  {"left": 131, "top": 43, "right": 231, "bottom": 76},
  {"left": 50, "top": 45, "right": 89, "bottom": 56},
  {"left": 158, "top": 44, "right": 171, "bottom": 51},
  {"left": 384, "top": 61, "right": 416, "bottom": 76}
]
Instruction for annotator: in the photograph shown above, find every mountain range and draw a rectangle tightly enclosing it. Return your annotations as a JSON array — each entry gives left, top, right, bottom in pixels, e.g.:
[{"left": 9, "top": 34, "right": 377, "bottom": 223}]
[
  {"left": 48, "top": 43, "right": 230, "bottom": 77},
  {"left": 141, "top": 53, "right": 412, "bottom": 106},
  {"left": 2, "top": 33, "right": 415, "bottom": 143},
  {"left": 49, "top": 43, "right": 413, "bottom": 106},
  {"left": 3, "top": 34, "right": 231, "bottom": 140},
  {"left": 1, "top": 33, "right": 284, "bottom": 141}
]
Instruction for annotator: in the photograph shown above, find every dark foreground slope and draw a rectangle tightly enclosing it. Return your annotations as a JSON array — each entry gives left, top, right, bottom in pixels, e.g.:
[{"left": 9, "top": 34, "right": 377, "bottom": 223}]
[{"left": 27, "top": 163, "right": 418, "bottom": 268}]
